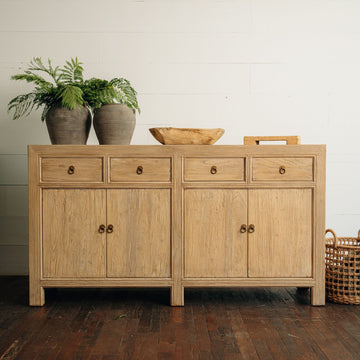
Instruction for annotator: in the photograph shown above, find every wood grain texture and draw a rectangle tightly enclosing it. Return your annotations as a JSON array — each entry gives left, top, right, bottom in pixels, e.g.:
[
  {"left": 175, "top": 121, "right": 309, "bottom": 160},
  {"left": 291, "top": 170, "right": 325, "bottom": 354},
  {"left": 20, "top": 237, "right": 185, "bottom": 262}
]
[
  {"left": 184, "top": 157, "right": 245, "bottom": 181},
  {"left": 244, "top": 136, "right": 301, "bottom": 145},
  {"left": 41, "top": 157, "right": 103, "bottom": 182},
  {"left": 2, "top": 277, "right": 359, "bottom": 360},
  {"left": 107, "top": 189, "right": 171, "bottom": 278},
  {"left": 171, "top": 153, "right": 184, "bottom": 306},
  {"left": 149, "top": 127, "right": 224, "bottom": 145},
  {"left": 252, "top": 157, "right": 314, "bottom": 181},
  {"left": 110, "top": 157, "right": 171, "bottom": 182},
  {"left": 312, "top": 148, "right": 326, "bottom": 305},
  {"left": 42, "top": 189, "right": 106, "bottom": 278},
  {"left": 248, "top": 189, "right": 313, "bottom": 278},
  {"left": 184, "top": 189, "right": 247, "bottom": 278},
  {"left": 28, "top": 146, "right": 44, "bottom": 306},
  {"left": 28, "top": 145, "right": 326, "bottom": 306}
]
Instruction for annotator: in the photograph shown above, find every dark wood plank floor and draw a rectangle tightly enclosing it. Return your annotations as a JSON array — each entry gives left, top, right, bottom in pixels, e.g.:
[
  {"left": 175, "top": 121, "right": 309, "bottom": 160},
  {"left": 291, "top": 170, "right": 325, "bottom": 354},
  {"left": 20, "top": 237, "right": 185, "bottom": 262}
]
[{"left": 0, "top": 277, "right": 359, "bottom": 360}]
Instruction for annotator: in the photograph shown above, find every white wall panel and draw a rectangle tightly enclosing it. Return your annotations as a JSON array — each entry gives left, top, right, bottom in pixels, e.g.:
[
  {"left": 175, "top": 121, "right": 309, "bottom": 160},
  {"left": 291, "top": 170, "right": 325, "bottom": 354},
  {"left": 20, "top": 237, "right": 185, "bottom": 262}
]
[
  {"left": 0, "top": 155, "right": 28, "bottom": 184},
  {"left": 0, "top": 245, "right": 28, "bottom": 275},
  {"left": 0, "top": 0, "right": 359, "bottom": 274},
  {"left": 0, "top": 0, "right": 252, "bottom": 34}
]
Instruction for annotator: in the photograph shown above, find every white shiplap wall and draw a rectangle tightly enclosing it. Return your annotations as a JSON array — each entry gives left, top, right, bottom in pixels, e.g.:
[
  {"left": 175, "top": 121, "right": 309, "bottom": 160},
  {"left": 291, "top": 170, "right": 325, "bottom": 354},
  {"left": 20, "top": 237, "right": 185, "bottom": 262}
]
[{"left": 0, "top": 0, "right": 359, "bottom": 274}]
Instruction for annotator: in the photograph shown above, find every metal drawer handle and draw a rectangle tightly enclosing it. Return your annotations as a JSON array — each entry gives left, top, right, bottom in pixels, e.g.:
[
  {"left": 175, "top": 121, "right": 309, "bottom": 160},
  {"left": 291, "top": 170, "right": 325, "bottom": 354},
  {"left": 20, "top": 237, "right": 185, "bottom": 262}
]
[
  {"left": 210, "top": 166, "right": 217, "bottom": 174},
  {"left": 98, "top": 224, "right": 106, "bottom": 233},
  {"left": 279, "top": 166, "right": 286, "bottom": 175},
  {"left": 248, "top": 224, "right": 255, "bottom": 233},
  {"left": 68, "top": 165, "right": 75, "bottom": 175},
  {"left": 240, "top": 224, "right": 247, "bottom": 233},
  {"left": 136, "top": 166, "right": 143, "bottom": 175},
  {"left": 107, "top": 224, "right": 114, "bottom": 233}
]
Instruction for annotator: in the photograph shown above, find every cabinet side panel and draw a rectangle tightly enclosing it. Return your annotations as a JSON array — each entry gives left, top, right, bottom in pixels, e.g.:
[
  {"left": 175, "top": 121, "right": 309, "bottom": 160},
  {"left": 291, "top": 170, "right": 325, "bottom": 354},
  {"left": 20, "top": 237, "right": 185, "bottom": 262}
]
[
  {"left": 107, "top": 189, "right": 171, "bottom": 278},
  {"left": 248, "top": 189, "right": 312, "bottom": 278},
  {"left": 42, "top": 189, "right": 106, "bottom": 278},
  {"left": 28, "top": 147, "right": 44, "bottom": 305},
  {"left": 184, "top": 189, "right": 247, "bottom": 278}
]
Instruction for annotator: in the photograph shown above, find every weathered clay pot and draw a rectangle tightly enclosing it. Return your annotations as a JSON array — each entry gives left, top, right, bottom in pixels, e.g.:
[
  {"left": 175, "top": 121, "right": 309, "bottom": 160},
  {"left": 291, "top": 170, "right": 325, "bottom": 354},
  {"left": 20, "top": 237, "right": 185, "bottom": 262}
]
[
  {"left": 45, "top": 105, "right": 91, "bottom": 144},
  {"left": 93, "top": 104, "right": 136, "bottom": 145}
]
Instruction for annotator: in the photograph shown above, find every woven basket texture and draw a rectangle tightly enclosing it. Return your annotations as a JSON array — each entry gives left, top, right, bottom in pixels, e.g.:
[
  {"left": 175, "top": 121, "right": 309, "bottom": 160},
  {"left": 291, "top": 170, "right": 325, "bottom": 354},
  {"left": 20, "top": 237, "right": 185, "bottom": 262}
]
[{"left": 325, "top": 229, "right": 360, "bottom": 304}]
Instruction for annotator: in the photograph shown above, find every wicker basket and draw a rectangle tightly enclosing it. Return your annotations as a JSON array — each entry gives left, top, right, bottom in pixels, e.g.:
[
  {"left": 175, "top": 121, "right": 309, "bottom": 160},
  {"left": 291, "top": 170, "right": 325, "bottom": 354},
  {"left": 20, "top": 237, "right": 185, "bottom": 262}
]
[{"left": 325, "top": 229, "right": 360, "bottom": 304}]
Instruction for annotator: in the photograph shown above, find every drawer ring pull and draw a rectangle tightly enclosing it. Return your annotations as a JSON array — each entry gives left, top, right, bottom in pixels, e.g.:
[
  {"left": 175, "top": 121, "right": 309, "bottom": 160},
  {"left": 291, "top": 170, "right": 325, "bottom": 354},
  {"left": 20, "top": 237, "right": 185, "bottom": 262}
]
[
  {"left": 68, "top": 165, "right": 75, "bottom": 175},
  {"left": 98, "top": 224, "right": 106, "bottom": 233},
  {"left": 279, "top": 166, "right": 286, "bottom": 175},
  {"left": 240, "top": 224, "right": 247, "bottom": 233},
  {"left": 136, "top": 166, "right": 143, "bottom": 175},
  {"left": 210, "top": 166, "right": 217, "bottom": 174},
  {"left": 107, "top": 224, "right": 114, "bottom": 233},
  {"left": 248, "top": 224, "right": 255, "bottom": 233}
]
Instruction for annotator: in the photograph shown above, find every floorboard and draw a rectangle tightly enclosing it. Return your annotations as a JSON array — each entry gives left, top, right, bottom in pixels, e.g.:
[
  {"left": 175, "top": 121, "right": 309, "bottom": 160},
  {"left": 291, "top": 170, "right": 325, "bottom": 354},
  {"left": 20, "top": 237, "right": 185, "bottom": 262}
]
[{"left": 0, "top": 277, "right": 359, "bottom": 360}]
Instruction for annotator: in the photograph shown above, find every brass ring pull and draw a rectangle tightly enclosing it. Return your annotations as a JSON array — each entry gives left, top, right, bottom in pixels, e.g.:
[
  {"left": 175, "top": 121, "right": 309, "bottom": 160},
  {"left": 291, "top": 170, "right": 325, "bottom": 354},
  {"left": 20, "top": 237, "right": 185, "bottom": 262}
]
[
  {"left": 68, "top": 165, "right": 75, "bottom": 175},
  {"left": 240, "top": 224, "right": 247, "bottom": 233},
  {"left": 210, "top": 166, "right": 217, "bottom": 175},
  {"left": 98, "top": 224, "right": 106, "bottom": 233},
  {"left": 279, "top": 166, "right": 286, "bottom": 175},
  {"left": 107, "top": 224, "right": 114, "bottom": 233},
  {"left": 136, "top": 166, "right": 143, "bottom": 175},
  {"left": 248, "top": 224, "right": 255, "bottom": 233}
]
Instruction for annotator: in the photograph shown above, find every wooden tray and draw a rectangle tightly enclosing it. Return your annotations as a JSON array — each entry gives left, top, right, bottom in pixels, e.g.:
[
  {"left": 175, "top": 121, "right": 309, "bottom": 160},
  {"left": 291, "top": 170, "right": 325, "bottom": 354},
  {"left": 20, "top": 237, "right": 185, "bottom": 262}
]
[{"left": 244, "top": 136, "right": 301, "bottom": 145}]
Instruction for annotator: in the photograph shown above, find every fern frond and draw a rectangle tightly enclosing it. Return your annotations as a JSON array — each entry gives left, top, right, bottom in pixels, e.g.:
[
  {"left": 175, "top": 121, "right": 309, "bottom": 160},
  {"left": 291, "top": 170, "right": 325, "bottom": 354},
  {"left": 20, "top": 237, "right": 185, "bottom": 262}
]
[
  {"left": 26, "top": 57, "right": 61, "bottom": 84},
  {"left": 11, "top": 73, "right": 53, "bottom": 89},
  {"left": 56, "top": 85, "right": 84, "bottom": 109},
  {"left": 60, "top": 58, "right": 84, "bottom": 84},
  {"left": 111, "top": 78, "right": 140, "bottom": 113},
  {"left": 8, "top": 93, "right": 37, "bottom": 120}
]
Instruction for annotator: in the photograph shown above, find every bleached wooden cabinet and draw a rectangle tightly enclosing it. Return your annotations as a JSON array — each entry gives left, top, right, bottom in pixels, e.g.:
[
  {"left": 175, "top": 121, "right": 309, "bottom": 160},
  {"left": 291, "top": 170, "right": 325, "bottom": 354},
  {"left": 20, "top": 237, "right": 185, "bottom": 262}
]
[
  {"left": 184, "top": 189, "right": 248, "bottom": 278},
  {"left": 42, "top": 189, "right": 107, "bottom": 278},
  {"left": 106, "top": 189, "right": 171, "bottom": 278},
  {"left": 29, "top": 145, "right": 326, "bottom": 306}
]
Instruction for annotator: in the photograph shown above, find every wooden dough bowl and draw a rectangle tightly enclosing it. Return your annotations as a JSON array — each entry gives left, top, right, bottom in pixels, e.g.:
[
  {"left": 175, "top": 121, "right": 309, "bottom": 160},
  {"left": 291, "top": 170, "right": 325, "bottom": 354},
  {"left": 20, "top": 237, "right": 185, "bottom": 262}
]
[{"left": 149, "top": 127, "right": 224, "bottom": 145}]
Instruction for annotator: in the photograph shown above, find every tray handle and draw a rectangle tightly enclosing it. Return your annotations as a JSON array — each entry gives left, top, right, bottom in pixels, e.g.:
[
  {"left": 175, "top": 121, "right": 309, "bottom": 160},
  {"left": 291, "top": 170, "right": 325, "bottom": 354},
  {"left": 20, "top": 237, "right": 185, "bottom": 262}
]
[{"left": 243, "top": 136, "right": 301, "bottom": 145}]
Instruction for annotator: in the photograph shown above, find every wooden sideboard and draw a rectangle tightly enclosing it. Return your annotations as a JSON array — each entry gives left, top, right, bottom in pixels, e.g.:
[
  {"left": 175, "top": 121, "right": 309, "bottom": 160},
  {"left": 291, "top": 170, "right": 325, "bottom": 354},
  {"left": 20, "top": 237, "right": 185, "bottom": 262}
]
[{"left": 28, "top": 145, "right": 326, "bottom": 306}]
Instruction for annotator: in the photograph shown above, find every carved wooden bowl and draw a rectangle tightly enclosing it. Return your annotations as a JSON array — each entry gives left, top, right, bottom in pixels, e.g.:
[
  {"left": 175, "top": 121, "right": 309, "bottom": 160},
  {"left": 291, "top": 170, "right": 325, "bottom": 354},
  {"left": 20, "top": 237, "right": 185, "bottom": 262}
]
[{"left": 149, "top": 127, "right": 225, "bottom": 145}]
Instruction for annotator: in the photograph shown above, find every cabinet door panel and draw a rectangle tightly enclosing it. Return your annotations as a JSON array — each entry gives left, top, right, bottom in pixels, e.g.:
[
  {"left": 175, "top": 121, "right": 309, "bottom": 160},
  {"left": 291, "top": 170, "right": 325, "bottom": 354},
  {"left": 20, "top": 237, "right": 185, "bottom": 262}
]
[
  {"left": 184, "top": 189, "right": 247, "bottom": 278},
  {"left": 107, "top": 189, "right": 171, "bottom": 277},
  {"left": 42, "top": 189, "right": 106, "bottom": 278},
  {"left": 248, "top": 189, "right": 312, "bottom": 277}
]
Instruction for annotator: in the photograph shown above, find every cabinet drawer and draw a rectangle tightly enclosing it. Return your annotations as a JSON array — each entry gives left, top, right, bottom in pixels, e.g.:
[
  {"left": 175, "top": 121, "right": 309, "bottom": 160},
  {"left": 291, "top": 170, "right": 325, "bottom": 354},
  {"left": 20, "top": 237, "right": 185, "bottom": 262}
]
[
  {"left": 41, "top": 158, "right": 103, "bottom": 182},
  {"left": 184, "top": 158, "right": 245, "bottom": 181},
  {"left": 110, "top": 158, "right": 171, "bottom": 182},
  {"left": 252, "top": 157, "right": 313, "bottom": 181}
]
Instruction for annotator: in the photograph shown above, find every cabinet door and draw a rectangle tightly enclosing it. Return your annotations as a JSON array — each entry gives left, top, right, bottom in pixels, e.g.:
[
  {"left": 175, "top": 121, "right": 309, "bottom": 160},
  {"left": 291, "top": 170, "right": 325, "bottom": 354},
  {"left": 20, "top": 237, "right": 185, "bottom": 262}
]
[
  {"left": 107, "top": 189, "right": 171, "bottom": 277},
  {"left": 42, "top": 189, "right": 106, "bottom": 278},
  {"left": 248, "top": 189, "right": 312, "bottom": 278},
  {"left": 184, "top": 189, "right": 247, "bottom": 278}
]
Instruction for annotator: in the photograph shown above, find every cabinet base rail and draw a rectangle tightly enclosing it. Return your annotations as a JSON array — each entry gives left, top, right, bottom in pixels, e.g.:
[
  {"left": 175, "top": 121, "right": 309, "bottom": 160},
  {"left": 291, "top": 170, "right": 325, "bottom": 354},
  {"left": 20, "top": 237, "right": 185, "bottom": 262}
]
[{"left": 30, "top": 278, "right": 324, "bottom": 307}]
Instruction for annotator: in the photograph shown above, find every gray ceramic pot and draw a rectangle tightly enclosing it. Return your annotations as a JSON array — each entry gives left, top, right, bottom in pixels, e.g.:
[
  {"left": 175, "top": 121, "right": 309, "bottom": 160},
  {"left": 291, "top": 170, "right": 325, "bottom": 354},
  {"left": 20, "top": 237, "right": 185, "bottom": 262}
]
[
  {"left": 45, "top": 105, "right": 91, "bottom": 144},
  {"left": 93, "top": 104, "right": 136, "bottom": 145}
]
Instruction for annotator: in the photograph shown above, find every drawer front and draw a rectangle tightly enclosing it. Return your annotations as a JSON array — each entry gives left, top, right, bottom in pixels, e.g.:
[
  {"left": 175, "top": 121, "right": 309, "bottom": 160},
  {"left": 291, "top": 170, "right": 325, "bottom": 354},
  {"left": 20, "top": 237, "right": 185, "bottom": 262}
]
[
  {"left": 184, "top": 158, "right": 245, "bottom": 181},
  {"left": 252, "top": 157, "right": 313, "bottom": 181},
  {"left": 110, "top": 158, "right": 171, "bottom": 182},
  {"left": 41, "top": 158, "right": 103, "bottom": 182}
]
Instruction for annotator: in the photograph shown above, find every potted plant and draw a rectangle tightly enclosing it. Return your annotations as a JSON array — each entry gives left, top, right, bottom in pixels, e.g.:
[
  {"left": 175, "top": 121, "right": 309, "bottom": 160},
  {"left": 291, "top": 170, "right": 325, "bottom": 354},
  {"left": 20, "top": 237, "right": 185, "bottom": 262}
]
[
  {"left": 83, "top": 77, "right": 140, "bottom": 145},
  {"left": 8, "top": 57, "right": 91, "bottom": 144}
]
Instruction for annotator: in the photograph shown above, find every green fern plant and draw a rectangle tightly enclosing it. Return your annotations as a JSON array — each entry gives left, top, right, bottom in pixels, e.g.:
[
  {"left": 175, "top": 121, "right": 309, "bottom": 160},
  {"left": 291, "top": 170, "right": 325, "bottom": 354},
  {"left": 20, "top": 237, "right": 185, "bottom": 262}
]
[
  {"left": 82, "top": 77, "right": 140, "bottom": 113},
  {"left": 8, "top": 57, "right": 86, "bottom": 121}
]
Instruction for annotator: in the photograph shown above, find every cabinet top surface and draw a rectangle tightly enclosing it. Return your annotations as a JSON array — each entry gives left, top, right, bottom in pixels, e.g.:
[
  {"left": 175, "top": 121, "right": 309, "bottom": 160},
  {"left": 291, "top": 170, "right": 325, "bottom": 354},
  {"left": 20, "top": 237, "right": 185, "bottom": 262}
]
[{"left": 28, "top": 144, "right": 326, "bottom": 155}]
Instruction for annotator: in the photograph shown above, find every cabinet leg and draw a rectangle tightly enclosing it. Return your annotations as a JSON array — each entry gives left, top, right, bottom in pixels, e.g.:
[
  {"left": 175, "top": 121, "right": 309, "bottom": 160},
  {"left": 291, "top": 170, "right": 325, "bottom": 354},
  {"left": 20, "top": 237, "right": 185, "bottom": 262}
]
[
  {"left": 311, "top": 285, "right": 325, "bottom": 306},
  {"left": 29, "top": 283, "right": 45, "bottom": 306},
  {"left": 171, "top": 284, "right": 184, "bottom": 306}
]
